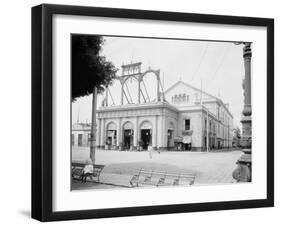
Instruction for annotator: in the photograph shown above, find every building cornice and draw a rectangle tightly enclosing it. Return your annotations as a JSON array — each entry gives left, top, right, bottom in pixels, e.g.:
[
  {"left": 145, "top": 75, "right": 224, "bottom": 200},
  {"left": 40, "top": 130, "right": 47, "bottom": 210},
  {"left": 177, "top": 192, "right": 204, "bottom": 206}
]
[{"left": 97, "top": 101, "right": 179, "bottom": 113}]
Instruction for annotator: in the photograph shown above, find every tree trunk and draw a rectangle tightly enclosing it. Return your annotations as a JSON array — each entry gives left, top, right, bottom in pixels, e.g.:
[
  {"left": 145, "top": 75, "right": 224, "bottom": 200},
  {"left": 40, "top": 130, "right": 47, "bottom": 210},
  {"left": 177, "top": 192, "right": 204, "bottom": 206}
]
[{"left": 90, "top": 87, "right": 97, "bottom": 165}]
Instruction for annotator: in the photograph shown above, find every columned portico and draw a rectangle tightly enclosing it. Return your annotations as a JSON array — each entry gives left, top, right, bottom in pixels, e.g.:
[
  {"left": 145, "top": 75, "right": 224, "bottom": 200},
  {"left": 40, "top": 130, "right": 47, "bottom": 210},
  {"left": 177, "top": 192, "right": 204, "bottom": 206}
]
[{"left": 97, "top": 102, "right": 178, "bottom": 151}]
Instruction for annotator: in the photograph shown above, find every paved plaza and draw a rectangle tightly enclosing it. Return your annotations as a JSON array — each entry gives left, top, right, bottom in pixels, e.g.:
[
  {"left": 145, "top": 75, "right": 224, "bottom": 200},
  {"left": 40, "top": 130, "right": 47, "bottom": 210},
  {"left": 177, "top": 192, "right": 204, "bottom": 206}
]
[{"left": 72, "top": 147, "right": 242, "bottom": 189}]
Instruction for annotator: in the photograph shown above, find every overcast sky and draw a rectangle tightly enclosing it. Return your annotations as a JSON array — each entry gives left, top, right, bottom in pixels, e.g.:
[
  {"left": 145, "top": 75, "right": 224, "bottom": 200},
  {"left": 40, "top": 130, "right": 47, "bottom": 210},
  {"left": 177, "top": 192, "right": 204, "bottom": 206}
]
[{"left": 72, "top": 36, "right": 246, "bottom": 128}]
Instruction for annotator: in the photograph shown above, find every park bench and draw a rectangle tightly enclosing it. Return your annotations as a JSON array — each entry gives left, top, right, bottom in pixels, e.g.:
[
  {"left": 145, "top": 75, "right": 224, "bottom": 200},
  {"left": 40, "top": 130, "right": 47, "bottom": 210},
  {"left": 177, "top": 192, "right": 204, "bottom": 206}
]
[
  {"left": 130, "top": 169, "right": 196, "bottom": 188},
  {"left": 71, "top": 161, "right": 105, "bottom": 183}
]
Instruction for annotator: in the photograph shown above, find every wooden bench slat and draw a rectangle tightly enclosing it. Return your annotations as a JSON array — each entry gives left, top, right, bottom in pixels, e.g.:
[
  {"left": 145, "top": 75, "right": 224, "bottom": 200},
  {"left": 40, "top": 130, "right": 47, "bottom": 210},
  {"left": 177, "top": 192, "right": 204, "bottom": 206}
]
[{"left": 130, "top": 169, "right": 196, "bottom": 187}]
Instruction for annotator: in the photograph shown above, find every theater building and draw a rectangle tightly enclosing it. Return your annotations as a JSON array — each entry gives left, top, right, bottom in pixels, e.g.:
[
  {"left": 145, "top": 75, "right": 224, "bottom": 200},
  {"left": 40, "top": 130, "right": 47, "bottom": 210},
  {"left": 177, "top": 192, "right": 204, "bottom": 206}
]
[{"left": 95, "top": 65, "right": 233, "bottom": 151}]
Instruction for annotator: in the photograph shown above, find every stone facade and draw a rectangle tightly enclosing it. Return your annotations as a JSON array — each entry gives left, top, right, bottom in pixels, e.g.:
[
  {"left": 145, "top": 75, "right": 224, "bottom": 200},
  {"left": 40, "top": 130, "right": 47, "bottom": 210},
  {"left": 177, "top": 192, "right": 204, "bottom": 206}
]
[{"left": 95, "top": 81, "right": 233, "bottom": 151}]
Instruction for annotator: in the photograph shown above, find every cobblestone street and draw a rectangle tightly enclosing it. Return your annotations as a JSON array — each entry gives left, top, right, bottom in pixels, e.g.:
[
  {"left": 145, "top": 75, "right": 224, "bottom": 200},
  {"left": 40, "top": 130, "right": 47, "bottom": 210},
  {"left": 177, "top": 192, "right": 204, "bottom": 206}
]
[{"left": 72, "top": 147, "right": 242, "bottom": 189}]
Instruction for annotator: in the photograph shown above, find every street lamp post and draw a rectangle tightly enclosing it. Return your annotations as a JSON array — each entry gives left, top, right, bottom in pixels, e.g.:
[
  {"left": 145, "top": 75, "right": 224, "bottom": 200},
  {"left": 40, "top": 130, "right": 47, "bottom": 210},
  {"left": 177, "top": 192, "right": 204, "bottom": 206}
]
[{"left": 232, "top": 42, "right": 252, "bottom": 182}]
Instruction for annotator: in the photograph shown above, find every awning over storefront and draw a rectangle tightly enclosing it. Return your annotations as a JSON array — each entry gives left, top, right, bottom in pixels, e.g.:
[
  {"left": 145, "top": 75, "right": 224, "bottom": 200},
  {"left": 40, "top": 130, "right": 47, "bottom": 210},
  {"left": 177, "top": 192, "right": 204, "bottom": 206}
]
[{"left": 182, "top": 135, "right": 192, "bottom": 144}]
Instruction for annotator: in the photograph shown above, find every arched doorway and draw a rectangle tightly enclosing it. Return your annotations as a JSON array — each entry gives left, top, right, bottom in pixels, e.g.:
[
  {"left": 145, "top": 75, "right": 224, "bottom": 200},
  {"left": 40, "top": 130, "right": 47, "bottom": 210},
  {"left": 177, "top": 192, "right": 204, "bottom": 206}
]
[
  {"left": 106, "top": 122, "right": 117, "bottom": 149},
  {"left": 123, "top": 121, "right": 134, "bottom": 150},
  {"left": 140, "top": 121, "right": 152, "bottom": 150}
]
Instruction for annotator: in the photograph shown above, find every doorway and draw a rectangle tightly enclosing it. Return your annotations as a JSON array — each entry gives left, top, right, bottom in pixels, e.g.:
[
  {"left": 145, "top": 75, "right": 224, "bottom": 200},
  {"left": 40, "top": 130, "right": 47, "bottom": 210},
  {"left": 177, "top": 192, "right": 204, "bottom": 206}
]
[
  {"left": 141, "top": 129, "right": 151, "bottom": 150},
  {"left": 184, "top": 143, "right": 191, "bottom": 151},
  {"left": 106, "top": 130, "right": 117, "bottom": 146},
  {"left": 123, "top": 129, "right": 133, "bottom": 149},
  {"left": 78, "top": 134, "right": 83, "bottom": 146}
]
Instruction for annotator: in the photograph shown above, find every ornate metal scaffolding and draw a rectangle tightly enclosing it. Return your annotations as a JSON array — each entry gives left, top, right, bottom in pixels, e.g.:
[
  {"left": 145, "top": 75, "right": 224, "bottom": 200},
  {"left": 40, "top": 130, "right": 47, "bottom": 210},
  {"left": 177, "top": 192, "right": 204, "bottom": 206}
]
[{"left": 102, "top": 62, "right": 165, "bottom": 106}]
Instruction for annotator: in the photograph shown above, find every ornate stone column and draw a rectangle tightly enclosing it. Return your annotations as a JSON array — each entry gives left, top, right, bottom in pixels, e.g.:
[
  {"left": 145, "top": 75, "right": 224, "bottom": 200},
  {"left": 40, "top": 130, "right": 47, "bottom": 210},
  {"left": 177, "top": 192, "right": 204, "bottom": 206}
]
[
  {"left": 158, "top": 115, "right": 165, "bottom": 150},
  {"left": 116, "top": 118, "right": 122, "bottom": 149},
  {"left": 153, "top": 115, "right": 158, "bottom": 150},
  {"left": 118, "top": 118, "right": 123, "bottom": 150},
  {"left": 232, "top": 43, "right": 252, "bottom": 182}
]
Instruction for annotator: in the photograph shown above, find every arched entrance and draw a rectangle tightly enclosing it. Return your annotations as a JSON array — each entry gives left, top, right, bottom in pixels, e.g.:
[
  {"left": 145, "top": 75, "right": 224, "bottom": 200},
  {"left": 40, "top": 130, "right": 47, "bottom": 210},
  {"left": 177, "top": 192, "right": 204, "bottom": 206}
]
[
  {"left": 140, "top": 121, "right": 152, "bottom": 150},
  {"left": 123, "top": 121, "right": 134, "bottom": 150},
  {"left": 106, "top": 122, "right": 117, "bottom": 149}
]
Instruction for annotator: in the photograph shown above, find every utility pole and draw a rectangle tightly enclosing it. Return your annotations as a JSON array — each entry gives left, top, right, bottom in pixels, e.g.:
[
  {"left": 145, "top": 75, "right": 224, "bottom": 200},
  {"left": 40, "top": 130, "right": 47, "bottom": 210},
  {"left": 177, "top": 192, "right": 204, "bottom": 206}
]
[{"left": 90, "top": 87, "right": 97, "bottom": 165}]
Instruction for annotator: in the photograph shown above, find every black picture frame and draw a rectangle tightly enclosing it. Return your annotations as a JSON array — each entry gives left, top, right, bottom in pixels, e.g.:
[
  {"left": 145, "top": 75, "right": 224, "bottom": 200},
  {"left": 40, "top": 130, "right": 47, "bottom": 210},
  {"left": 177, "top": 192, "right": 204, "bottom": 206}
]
[{"left": 32, "top": 4, "right": 274, "bottom": 222}]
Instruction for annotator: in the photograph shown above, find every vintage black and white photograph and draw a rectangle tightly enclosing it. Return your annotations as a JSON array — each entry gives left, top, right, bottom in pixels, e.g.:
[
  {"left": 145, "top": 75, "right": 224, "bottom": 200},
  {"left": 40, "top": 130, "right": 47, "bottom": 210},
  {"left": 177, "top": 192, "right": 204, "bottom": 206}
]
[{"left": 71, "top": 34, "right": 252, "bottom": 191}]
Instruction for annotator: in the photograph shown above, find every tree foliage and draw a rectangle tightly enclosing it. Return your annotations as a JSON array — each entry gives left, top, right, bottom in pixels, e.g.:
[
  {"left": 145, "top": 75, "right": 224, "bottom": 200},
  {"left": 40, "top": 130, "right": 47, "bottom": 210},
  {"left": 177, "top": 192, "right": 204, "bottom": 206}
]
[
  {"left": 233, "top": 127, "right": 241, "bottom": 139},
  {"left": 71, "top": 35, "right": 117, "bottom": 101}
]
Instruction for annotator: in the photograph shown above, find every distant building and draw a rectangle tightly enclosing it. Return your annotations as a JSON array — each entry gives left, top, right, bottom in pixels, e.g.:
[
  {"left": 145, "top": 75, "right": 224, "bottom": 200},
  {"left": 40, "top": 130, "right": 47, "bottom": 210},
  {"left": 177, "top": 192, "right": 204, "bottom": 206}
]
[{"left": 72, "top": 123, "right": 91, "bottom": 147}]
